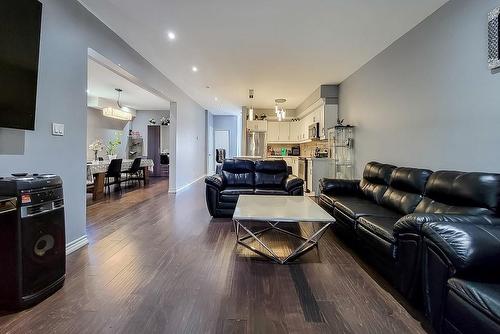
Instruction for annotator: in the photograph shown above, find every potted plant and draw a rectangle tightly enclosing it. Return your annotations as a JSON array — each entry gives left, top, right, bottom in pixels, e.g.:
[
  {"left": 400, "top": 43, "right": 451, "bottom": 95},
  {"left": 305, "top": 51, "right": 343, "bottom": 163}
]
[
  {"left": 89, "top": 138, "right": 104, "bottom": 162},
  {"left": 106, "top": 132, "right": 122, "bottom": 160}
]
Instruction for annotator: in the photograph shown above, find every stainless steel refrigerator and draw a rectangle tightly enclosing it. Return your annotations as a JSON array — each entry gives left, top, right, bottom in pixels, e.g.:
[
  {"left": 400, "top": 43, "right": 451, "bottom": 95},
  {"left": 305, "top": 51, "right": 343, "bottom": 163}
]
[{"left": 246, "top": 130, "right": 267, "bottom": 158}]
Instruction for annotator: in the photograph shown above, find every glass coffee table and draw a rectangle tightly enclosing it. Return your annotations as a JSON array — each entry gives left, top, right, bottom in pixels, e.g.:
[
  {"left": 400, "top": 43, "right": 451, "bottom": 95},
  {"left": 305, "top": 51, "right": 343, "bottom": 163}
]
[{"left": 232, "top": 195, "right": 335, "bottom": 264}]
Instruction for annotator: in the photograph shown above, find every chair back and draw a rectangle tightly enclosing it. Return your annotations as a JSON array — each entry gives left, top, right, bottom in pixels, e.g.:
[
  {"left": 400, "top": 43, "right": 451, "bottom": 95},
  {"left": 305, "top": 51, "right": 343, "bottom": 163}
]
[
  {"left": 129, "top": 158, "right": 142, "bottom": 173},
  {"left": 107, "top": 159, "right": 123, "bottom": 177},
  {"left": 216, "top": 148, "right": 226, "bottom": 163},
  {"left": 98, "top": 157, "right": 104, "bottom": 161}
]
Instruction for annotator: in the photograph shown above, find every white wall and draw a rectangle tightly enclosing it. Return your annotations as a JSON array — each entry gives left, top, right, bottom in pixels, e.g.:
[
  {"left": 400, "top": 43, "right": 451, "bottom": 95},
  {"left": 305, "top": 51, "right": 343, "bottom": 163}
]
[
  {"left": 339, "top": 0, "right": 500, "bottom": 176},
  {"left": 0, "top": 0, "right": 206, "bottom": 246}
]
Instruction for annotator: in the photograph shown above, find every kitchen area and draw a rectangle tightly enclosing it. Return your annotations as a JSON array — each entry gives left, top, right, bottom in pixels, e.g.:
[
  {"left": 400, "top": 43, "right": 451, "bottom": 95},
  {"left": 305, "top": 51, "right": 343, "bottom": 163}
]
[{"left": 240, "top": 85, "right": 354, "bottom": 195}]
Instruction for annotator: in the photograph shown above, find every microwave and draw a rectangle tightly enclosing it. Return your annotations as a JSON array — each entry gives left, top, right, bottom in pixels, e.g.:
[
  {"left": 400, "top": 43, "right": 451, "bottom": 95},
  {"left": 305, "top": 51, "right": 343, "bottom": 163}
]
[{"left": 308, "top": 123, "right": 320, "bottom": 140}]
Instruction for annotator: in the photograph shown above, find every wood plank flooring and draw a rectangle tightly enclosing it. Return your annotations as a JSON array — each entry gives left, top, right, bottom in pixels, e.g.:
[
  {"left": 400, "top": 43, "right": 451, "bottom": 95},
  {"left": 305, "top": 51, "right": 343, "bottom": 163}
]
[{"left": 0, "top": 178, "right": 429, "bottom": 333}]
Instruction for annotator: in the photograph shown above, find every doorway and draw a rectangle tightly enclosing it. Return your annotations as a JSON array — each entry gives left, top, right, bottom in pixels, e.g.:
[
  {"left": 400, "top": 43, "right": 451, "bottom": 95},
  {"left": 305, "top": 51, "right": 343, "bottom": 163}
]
[{"left": 214, "top": 130, "right": 229, "bottom": 166}]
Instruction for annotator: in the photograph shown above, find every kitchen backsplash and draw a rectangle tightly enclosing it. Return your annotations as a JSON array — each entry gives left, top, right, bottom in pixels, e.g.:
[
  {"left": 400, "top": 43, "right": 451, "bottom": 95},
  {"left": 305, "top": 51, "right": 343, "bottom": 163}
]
[{"left": 267, "top": 141, "right": 328, "bottom": 157}]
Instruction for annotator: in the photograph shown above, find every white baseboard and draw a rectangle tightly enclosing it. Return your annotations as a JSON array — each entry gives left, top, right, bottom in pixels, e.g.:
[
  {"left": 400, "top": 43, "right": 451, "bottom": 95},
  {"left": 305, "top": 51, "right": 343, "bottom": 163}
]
[
  {"left": 169, "top": 174, "right": 206, "bottom": 193},
  {"left": 66, "top": 235, "right": 89, "bottom": 255}
]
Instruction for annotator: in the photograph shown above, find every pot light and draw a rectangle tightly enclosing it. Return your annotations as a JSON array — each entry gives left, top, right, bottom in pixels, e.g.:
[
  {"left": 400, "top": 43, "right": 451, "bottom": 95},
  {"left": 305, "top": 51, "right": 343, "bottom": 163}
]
[
  {"left": 167, "top": 31, "right": 176, "bottom": 40},
  {"left": 192, "top": 66, "right": 198, "bottom": 72},
  {"left": 214, "top": 97, "right": 218, "bottom": 101}
]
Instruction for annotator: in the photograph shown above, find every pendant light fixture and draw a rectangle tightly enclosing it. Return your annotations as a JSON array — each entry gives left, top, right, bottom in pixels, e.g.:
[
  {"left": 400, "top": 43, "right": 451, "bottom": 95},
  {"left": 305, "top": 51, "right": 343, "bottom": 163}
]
[
  {"left": 275, "top": 98, "right": 286, "bottom": 121},
  {"left": 103, "top": 88, "right": 133, "bottom": 121},
  {"left": 248, "top": 89, "right": 255, "bottom": 120}
]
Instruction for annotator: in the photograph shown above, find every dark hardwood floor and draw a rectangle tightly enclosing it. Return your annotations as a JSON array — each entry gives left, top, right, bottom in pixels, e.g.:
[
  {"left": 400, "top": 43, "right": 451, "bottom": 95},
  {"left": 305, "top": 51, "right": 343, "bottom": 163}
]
[{"left": 0, "top": 178, "right": 428, "bottom": 333}]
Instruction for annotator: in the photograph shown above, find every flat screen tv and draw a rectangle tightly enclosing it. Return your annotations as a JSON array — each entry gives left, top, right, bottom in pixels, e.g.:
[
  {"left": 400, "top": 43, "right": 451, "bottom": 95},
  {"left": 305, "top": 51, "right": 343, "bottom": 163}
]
[{"left": 0, "top": 0, "right": 42, "bottom": 131}]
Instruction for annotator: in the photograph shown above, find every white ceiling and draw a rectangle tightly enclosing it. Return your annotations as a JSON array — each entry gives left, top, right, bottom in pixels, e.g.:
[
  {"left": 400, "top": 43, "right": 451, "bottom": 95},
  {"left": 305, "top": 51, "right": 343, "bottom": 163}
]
[
  {"left": 87, "top": 58, "right": 170, "bottom": 110},
  {"left": 80, "top": 0, "right": 447, "bottom": 114}
]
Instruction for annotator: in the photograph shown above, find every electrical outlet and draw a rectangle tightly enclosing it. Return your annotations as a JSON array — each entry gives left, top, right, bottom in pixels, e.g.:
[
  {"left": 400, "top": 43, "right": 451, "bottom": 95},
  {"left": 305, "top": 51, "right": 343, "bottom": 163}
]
[{"left": 52, "top": 123, "right": 64, "bottom": 136}]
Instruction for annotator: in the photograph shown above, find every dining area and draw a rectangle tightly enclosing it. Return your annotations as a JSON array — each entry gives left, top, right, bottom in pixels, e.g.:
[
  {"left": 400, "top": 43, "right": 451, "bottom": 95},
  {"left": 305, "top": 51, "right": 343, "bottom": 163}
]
[{"left": 86, "top": 158, "right": 154, "bottom": 200}]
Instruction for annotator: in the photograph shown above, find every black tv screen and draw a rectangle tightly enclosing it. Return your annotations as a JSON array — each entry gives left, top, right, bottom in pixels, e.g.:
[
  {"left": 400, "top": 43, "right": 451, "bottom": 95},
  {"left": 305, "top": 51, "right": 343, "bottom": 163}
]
[{"left": 0, "top": 0, "right": 42, "bottom": 131}]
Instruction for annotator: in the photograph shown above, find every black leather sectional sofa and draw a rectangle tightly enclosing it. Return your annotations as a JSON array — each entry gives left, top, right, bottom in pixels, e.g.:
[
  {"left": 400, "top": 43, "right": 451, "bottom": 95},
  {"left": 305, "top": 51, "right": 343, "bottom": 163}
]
[
  {"left": 205, "top": 159, "right": 304, "bottom": 218},
  {"left": 319, "top": 162, "right": 500, "bottom": 334}
]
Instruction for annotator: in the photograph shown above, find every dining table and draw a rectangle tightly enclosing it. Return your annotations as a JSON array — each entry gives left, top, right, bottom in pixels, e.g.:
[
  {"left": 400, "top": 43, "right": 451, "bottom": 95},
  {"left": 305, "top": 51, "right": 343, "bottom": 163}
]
[{"left": 87, "top": 159, "right": 154, "bottom": 200}]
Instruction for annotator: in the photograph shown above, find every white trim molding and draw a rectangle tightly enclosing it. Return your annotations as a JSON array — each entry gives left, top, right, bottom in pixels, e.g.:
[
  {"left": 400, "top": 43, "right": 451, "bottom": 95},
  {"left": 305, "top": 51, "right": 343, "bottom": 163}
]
[
  {"left": 66, "top": 235, "right": 89, "bottom": 255},
  {"left": 169, "top": 174, "right": 206, "bottom": 193}
]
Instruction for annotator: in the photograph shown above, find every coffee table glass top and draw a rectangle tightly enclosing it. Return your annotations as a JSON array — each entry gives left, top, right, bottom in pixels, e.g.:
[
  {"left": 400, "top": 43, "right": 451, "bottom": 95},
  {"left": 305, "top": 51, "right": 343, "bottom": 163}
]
[{"left": 233, "top": 195, "right": 333, "bottom": 222}]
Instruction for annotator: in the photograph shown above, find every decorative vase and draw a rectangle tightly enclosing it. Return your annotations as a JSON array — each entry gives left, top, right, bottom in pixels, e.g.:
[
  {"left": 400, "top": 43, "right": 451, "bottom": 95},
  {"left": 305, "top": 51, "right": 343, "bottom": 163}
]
[{"left": 108, "top": 154, "right": 117, "bottom": 161}]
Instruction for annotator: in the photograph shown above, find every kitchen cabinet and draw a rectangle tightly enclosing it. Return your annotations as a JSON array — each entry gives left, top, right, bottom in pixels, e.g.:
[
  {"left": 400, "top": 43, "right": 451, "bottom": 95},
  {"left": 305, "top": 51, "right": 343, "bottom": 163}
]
[
  {"left": 268, "top": 121, "right": 290, "bottom": 143},
  {"left": 289, "top": 121, "right": 300, "bottom": 142},
  {"left": 267, "top": 121, "right": 279, "bottom": 142},
  {"left": 306, "top": 158, "right": 335, "bottom": 195},
  {"left": 247, "top": 120, "right": 267, "bottom": 132},
  {"left": 278, "top": 122, "right": 290, "bottom": 142},
  {"left": 278, "top": 156, "right": 300, "bottom": 176}
]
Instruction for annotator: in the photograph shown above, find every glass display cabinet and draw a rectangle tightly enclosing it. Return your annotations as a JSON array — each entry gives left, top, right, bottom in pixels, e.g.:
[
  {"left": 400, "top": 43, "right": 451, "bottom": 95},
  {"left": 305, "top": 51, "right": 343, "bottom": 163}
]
[{"left": 327, "top": 125, "right": 355, "bottom": 180}]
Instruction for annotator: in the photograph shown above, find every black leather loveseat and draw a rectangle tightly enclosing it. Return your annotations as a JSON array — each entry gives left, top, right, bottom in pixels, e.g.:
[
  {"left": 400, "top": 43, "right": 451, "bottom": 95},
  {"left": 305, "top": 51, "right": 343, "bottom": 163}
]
[
  {"left": 319, "top": 161, "right": 500, "bottom": 333},
  {"left": 205, "top": 159, "right": 304, "bottom": 218}
]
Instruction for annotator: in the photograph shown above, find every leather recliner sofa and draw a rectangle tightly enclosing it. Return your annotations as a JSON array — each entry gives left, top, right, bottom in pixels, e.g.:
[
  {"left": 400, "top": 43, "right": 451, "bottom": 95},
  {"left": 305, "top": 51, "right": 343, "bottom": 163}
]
[
  {"left": 205, "top": 159, "right": 304, "bottom": 218},
  {"left": 319, "top": 161, "right": 500, "bottom": 333}
]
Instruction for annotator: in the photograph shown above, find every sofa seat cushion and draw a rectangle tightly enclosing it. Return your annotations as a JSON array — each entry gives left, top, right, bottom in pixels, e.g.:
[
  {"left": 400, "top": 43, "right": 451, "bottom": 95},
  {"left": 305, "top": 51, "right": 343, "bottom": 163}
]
[
  {"left": 254, "top": 188, "right": 288, "bottom": 195},
  {"left": 448, "top": 278, "right": 500, "bottom": 322},
  {"left": 220, "top": 187, "right": 255, "bottom": 202},
  {"left": 358, "top": 216, "right": 401, "bottom": 243},
  {"left": 334, "top": 197, "right": 401, "bottom": 220}
]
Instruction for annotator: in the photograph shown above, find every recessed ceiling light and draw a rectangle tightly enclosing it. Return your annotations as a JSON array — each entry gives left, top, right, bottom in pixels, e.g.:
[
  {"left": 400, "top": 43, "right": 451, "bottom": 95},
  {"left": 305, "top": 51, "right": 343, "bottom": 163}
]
[
  {"left": 167, "top": 31, "right": 176, "bottom": 40},
  {"left": 214, "top": 97, "right": 218, "bottom": 101},
  {"left": 86, "top": 89, "right": 89, "bottom": 94},
  {"left": 192, "top": 66, "right": 198, "bottom": 72}
]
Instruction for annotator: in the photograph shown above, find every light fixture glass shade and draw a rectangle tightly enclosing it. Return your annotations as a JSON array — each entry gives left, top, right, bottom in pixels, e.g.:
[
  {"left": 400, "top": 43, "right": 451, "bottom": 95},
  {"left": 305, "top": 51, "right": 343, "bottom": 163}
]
[{"left": 103, "top": 107, "right": 132, "bottom": 121}]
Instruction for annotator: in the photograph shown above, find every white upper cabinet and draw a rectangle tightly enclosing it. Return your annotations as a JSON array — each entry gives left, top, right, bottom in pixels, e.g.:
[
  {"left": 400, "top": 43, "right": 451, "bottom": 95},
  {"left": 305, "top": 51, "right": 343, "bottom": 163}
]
[
  {"left": 267, "top": 121, "right": 280, "bottom": 142},
  {"left": 246, "top": 120, "right": 267, "bottom": 132},
  {"left": 268, "top": 121, "right": 290, "bottom": 143},
  {"left": 278, "top": 122, "right": 290, "bottom": 142}
]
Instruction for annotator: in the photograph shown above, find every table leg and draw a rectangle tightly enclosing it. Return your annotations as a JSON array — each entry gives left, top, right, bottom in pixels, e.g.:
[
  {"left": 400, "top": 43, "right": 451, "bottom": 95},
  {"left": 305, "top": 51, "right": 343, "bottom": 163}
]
[
  {"left": 93, "top": 173, "right": 105, "bottom": 200},
  {"left": 142, "top": 167, "right": 150, "bottom": 185}
]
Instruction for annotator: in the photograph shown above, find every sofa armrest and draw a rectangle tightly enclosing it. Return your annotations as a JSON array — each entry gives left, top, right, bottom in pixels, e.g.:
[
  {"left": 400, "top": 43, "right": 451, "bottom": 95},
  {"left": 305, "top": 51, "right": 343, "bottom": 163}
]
[
  {"left": 319, "top": 178, "right": 360, "bottom": 196},
  {"left": 422, "top": 221, "right": 500, "bottom": 278},
  {"left": 285, "top": 175, "right": 304, "bottom": 192},
  {"left": 205, "top": 174, "right": 224, "bottom": 189},
  {"left": 393, "top": 213, "right": 496, "bottom": 236}
]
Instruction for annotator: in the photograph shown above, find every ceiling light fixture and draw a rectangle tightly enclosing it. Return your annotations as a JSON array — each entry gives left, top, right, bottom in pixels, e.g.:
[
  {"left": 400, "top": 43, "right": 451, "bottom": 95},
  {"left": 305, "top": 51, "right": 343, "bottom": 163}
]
[
  {"left": 167, "top": 31, "right": 176, "bottom": 40},
  {"left": 192, "top": 66, "right": 198, "bottom": 72},
  {"left": 103, "top": 88, "right": 132, "bottom": 121},
  {"left": 275, "top": 98, "right": 287, "bottom": 121},
  {"left": 214, "top": 97, "right": 218, "bottom": 101}
]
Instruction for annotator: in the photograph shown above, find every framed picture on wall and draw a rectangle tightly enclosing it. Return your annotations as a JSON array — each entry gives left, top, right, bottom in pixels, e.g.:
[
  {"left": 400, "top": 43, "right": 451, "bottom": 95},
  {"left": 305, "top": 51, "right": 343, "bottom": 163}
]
[{"left": 488, "top": 6, "right": 500, "bottom": 69}]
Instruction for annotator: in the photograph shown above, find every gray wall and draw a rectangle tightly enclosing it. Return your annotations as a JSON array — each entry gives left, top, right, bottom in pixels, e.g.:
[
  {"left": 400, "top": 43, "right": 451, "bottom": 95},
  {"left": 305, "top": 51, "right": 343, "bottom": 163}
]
[
  {"left": 132, "top": 110, "right": 170, "bottom": 154},
  {"left": 86, "top": 107, "right": 129, "bottom": 160},
  {"left": 0, "top": 0, "right": 206, "bottom": 245},
  {"left": 213, "top": 115, "right": 238, "bottom": 158},
  {"left": 340, "top": 0, "right": 500, "bottom": 176}
]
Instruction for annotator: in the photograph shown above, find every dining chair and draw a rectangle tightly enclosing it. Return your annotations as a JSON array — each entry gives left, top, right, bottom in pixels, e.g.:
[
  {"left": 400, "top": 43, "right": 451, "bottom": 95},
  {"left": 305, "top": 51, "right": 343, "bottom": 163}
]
[
  {"left": 124, "top": 158, "right": 142, "bottom": 187},
  {"left": 105, "top": 159, "right": 123, "bottom": 195}
]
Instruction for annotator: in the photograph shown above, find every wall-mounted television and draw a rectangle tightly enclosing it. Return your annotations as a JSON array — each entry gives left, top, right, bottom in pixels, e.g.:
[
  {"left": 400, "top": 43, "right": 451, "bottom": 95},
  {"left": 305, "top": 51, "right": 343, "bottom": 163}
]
[{"left": 0, "top": 0, "right": 42, "bottom": 131}]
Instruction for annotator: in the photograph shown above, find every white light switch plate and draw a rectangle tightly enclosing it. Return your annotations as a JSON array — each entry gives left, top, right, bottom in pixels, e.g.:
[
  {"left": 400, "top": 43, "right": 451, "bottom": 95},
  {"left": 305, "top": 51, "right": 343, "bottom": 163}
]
[{"left": 52, "top": 123, "right": 64, "bottom": 136}]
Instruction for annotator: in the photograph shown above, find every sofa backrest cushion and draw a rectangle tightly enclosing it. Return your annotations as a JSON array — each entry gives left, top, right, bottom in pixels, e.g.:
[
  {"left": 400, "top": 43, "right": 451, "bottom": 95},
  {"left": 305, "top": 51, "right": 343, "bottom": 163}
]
[
  {"left": 415, "top": 171, "right": 500, "bottom": 215},
  {"left": 381, "top": 167, "right": 433, "bottom": 215},
  {"left": 254, "top": 160, "right": 288, "bottom": 188},
  {"left": 221, "top": 159, "right": 255, "bottom": 187},
  {"left": 359, "top": 161, "right": 396, "bottom": 204}
]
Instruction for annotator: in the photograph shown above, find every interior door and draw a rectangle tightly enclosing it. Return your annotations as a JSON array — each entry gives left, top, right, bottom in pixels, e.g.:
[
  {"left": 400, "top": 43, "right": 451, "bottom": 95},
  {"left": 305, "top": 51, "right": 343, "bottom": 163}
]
[{"left": 214, "top": 130, "right": 230, "bottom": 164}]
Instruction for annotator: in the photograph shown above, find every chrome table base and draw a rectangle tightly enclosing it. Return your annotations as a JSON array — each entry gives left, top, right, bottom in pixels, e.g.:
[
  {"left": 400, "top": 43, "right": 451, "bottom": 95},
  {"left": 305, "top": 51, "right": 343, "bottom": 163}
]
[{"left": 233, "top": 219, "right": 331, "bottom": 264}]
